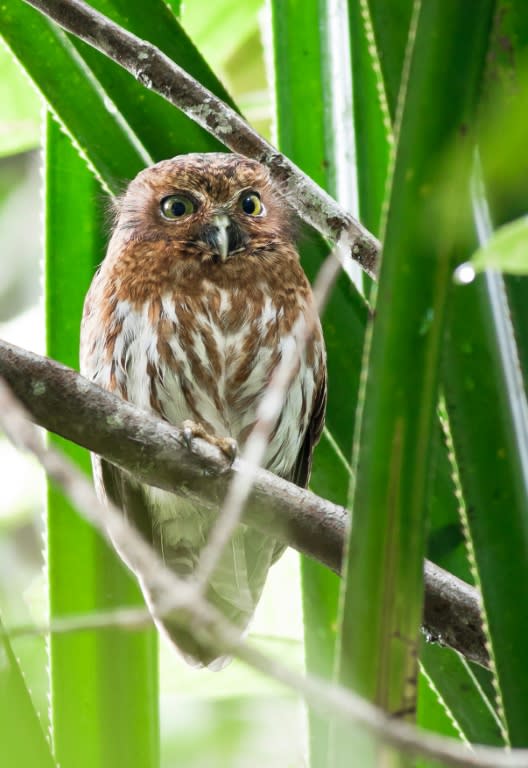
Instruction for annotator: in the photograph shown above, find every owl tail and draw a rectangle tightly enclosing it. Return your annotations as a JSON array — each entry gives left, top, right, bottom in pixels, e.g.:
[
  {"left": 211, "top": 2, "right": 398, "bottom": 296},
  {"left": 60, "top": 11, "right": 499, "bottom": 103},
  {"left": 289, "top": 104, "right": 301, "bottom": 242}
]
[{"left": 154, "top": 526, "right": 284, "bottom": 670}]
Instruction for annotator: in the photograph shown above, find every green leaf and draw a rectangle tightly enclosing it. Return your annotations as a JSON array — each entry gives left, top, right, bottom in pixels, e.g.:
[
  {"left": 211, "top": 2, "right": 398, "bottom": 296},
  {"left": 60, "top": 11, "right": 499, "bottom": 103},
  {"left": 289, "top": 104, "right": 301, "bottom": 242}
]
[
  {"left": 68, "top": 0, "right": 236, "bottom": 161},
  {"left": 468, "top": 216, "right": 528, "bottom": 274},
  {"left": 270, "top": 2, "right": 370, "bottom": 764},
  {"left": 444, "top": 240, "right": 528, "bottom": 748},
  {"left": 420, "top": 641, "right": 504, "bottom": 746},
  {"left": 0, "top": 0, "right": 147, "bottom": 190},
  {"left": 0, "top": 615, "right": 56, "bottom": 768},
  {"left": 347, "top": 0, "right": 392, "bottom": 236},
  {"left": 182, "top": 0, "right": 261, "bottom": 75},
  {"left": 416, "top": 665, "right": 461, "bottom": 768},
  {"left": 442, "top": 2, "right": 528, "bottom": 747},
  {"left": 45, "top": 114, "right": 158, "bottom": 768},
  {"left": 363, "top": 2, "right": 501, "bottom": 750},
  {"left": 0, "top": 0, "right": 241, "bottom": 193},
  {"left": 478, "top": 1, "right": 528, "bottom": 225},
  {"left": 0, "top": 44, "right": 41, "bottom": 157},
  {"left": 365, "top": 0, "right": 414, "bottom": 123},
  {"left": 334, "top": 4, "right": 496, "bottom": 766},
  {"left": 478, "top": 3, "right": 528, "bottom": 402},
  {"left": 417, "top": 663, "right": 461, "bottom": 741}
]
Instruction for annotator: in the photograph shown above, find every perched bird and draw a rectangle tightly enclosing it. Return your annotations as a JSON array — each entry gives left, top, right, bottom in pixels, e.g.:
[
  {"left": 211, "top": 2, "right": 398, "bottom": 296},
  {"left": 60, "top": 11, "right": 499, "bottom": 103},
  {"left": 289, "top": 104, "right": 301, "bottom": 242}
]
[{"left": 80, "top": 153, "right": 326, "bottom": 668}]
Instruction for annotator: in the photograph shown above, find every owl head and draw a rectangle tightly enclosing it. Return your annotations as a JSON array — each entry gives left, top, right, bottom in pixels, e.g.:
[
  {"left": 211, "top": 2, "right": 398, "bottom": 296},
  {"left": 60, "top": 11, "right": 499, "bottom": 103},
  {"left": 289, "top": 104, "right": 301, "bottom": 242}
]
[{"left": 111, "top": 153, "right": 295, "bottom": 265}]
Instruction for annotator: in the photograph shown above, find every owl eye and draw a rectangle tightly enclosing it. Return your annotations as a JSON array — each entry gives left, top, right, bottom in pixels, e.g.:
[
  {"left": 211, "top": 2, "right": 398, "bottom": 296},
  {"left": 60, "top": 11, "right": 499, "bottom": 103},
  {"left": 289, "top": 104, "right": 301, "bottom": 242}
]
[
  {"left": 160, "top": 195, "right": 196, "bottom": 220},
  {"left": 240, "top": 192, "right": 264, "bottom": 217}
]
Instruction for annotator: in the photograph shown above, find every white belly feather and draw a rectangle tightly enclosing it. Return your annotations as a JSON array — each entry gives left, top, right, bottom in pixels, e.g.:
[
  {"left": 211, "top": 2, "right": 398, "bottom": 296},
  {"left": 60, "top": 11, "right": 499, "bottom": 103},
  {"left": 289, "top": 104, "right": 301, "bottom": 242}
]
[{"left": 83, "top": 290, "right": 317, "bottom": 550}]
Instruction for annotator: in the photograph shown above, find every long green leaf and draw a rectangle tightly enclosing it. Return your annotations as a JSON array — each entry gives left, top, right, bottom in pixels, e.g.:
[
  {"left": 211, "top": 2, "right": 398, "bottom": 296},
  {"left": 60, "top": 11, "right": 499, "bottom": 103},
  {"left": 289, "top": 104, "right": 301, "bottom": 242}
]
[
  {"left": 366, "top": 0, "right": 414, "bottom": 124},
  {"left": 0, "top": 615, "right": 56, "bottom": 768},
  {"left": 270, "top": 3, "right": 367, "bottom": 765},
  {"left": 469, "top": 215, "right": 528, "bottom": 274},
  {"left": 443, "top": 265, "right": 528, "bottom": 746},
  {"left": 45, "top": 114, "right": 158, "bottom": 768},
  {"left": 480, "top": 2, "right": 528, "bottom": 395},
  {"left": 420, "top": 642, "right": 504, "bottom": 746},
  {"left": 0, "top": 0, "right": 147, "bottom": 190},
  {"left": 0, "top": 0, "right": 239, "bottom": 195},
  {"left": 182, "top": 0, "right": 259, "bottom": 73},
  {"left": 334, "top": 3, "right": 495, "bottom": 765},
  {"left": 348, "top": 0, "right": 392, "bottom": 235},
  {"left": 0, "top": 43, "right": 41, "bottom": 156},
  {"left": 420, "top": 409, "right": 506, "bottom": 748},
  {"left": 68, "top": 0, "right": 236, "bottom": 160},
  {"left": 365, "top": 0, "right": 474, "bottom": 585},
  {"left": 440, "top": 2, "right": 528, "bottom": 747},
  {"left": 358, "top": 0, "right": 507, "bottom": 750},
  {"left": 474, "top": 0, "right": 528, "bottom": 406}
]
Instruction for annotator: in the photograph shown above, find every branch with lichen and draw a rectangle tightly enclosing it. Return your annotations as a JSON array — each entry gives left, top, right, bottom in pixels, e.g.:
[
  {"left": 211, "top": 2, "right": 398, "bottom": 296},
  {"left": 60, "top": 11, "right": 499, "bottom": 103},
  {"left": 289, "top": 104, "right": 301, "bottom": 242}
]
[
  {"left": 0, "top": 338, "right": 487, "bottom": 668},
  {"left": 22, "top": 0, "right": 379, "bottom": 276},
  {"left": 2, "top": 372, "right": 524, "bottom": 768}
]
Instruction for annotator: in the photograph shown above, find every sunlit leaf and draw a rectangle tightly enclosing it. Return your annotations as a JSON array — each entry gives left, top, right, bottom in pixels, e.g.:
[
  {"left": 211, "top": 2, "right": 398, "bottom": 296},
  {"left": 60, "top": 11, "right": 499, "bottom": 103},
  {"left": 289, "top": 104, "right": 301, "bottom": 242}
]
[
  {"left": 0, "top": 44, "right": 40, "bottom": 157},
  {"left": 0, "top": 615, "right": 56, "bottom": 768},
  {"left": 470, "top": 215, "right": 528, "bottom": 275}
]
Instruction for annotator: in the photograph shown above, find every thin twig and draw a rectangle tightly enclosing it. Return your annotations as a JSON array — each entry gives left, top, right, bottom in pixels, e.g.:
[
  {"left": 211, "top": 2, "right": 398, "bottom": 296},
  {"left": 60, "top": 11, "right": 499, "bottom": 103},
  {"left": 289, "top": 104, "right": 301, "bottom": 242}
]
[
  {"left": 193, "top": 233, "right": 347, "bottom": 593},
  {"left": 0, "top": 338, "right": 486, "bottom": 667},
  {"left": 22, "top": 0, "right": 380, "bottom": 276},
  {"left": 2, "top": 607, "right": 153, "bottom": 640},
  {"left": 1, "top": 375, "right": 527, "bottom": 768}
]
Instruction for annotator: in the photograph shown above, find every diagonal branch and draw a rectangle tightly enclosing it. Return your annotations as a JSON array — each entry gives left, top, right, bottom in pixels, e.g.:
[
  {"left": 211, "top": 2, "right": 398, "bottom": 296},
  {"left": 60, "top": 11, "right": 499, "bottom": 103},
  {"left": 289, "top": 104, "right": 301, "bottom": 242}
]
[
  {"left": 0, "top": 338, "right": 486, "bottom": 668},
  {"left": 2, "top": 374, "right": 526, "bottom": 768},
  {"left": 22, "top": 0, "right": 380, "bottom": 276}
]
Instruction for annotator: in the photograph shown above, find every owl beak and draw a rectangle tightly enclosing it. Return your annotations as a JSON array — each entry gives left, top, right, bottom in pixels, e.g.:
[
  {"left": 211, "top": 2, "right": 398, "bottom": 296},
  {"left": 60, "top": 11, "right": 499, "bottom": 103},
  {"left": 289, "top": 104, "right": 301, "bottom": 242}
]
[
  {"left": 202, "top": 214, "right": 245, "bottom": 263},
  {"left": 211, "top": 214, "right": 230, "bottom": 261}
]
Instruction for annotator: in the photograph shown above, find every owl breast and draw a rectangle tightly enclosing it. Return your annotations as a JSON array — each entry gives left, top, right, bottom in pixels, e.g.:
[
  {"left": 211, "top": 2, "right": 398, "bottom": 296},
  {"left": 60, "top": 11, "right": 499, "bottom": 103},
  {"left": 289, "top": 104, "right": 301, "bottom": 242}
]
[{"left": 83, "top": 280, "right": 323, "bottom": 481}]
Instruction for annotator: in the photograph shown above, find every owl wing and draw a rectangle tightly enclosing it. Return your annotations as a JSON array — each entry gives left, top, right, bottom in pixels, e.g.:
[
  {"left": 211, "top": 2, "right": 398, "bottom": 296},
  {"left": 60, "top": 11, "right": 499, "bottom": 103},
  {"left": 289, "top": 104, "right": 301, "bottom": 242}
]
[
  {"left": 95, "top": 457, "right": 154, "bottom": 545},
  {"left": 288, "top": 365, "right": 327, "bottom": 489},
  {"left": 267, "top": 363, "right": 327, "bottom": 566}
]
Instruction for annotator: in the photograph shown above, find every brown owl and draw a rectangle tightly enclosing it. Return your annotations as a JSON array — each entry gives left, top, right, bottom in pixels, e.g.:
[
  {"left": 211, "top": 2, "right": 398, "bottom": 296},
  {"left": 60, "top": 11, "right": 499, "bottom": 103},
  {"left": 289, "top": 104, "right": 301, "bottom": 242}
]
[{"left": 80, "top": 153, "right": 327, "bottom": 668}]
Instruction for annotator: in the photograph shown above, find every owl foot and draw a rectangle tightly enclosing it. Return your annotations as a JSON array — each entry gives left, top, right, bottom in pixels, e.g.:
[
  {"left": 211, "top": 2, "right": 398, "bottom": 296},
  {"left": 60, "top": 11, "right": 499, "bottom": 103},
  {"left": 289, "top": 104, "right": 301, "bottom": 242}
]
[{"left": 181, "top": 420, "right": 238, "bottom": 463}]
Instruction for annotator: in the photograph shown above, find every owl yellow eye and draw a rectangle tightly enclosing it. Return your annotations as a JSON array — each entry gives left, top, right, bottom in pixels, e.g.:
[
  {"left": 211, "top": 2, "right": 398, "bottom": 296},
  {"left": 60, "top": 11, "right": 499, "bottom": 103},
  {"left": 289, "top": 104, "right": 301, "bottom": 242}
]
[
  {"left": 160, "top": 195, "right": 195, "bottom": 219},
  {"left": 240, "top": 192, "right": 263, "bottom": 216}
]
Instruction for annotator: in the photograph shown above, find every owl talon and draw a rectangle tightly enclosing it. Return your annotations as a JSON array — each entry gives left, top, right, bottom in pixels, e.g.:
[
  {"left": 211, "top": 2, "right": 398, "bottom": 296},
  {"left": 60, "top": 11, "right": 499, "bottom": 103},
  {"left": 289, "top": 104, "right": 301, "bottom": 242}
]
[
  {"left": 181, "top": 420, "right": 238, "bottom": 464},
  {"left": 217, "top": 436, "right": 238, "bottom": 463},
  {"left": 181, "top": 419, "right": 199, "bottom": 451}
]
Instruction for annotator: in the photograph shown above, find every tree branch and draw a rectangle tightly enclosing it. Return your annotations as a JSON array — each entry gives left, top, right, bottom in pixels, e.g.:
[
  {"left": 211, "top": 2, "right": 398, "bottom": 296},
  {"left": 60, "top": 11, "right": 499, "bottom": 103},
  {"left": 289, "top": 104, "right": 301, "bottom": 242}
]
[
  {"left": 0, "top": 338, "right": 486, "bottom": 667},
  {"left": 2, "top": 373, "right": 525, "bottom": 768},
  {"left": 22, "top": 0, "right": 380, "bottom": 276}
]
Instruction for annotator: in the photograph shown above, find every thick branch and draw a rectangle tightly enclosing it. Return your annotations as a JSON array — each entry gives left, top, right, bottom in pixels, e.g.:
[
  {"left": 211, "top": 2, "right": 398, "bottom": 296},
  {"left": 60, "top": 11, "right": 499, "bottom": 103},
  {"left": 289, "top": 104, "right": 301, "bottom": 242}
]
[
  {"left": 23, "top": 0, "right": 379, "bottom": 276},
  {"left": 3, "top": 376, "right": 526, "bottom": 768},
  {"left": 0, "top": 338, "right": 486, "bottom": 667}
]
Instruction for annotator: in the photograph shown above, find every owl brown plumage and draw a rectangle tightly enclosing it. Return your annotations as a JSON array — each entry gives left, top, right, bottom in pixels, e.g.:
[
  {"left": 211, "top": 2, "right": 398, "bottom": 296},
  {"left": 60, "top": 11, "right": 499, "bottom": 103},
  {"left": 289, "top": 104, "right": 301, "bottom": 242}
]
[{"left": 80, "top": 153, "right": 327, "bottom": 668}]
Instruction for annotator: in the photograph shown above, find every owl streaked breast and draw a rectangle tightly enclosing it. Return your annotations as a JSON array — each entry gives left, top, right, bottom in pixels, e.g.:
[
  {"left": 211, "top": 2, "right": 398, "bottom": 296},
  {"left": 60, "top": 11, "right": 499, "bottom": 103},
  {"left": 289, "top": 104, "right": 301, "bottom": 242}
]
[{"left": 80, "top": 152, "right": 327, "bottom": 668}]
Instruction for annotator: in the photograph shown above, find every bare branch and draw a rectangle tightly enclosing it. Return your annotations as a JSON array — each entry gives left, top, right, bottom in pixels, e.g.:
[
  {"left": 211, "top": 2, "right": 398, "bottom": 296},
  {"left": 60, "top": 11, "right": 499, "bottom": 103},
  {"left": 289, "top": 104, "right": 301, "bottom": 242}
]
[
  {"left": 0, "top": 337, "right": 486, "bottom": 667},
  {"left": 22, "top": 0, "right": 379, "bottom": 276},
  {"left": 1, "top": 374, "right": 527, "bottom": 768}
]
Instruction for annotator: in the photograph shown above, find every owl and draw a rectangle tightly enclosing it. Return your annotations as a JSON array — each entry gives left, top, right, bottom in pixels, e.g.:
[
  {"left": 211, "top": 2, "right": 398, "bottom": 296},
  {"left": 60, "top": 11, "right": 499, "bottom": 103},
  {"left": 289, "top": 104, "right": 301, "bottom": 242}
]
[{"left": 80, "top": 153, "right": 327, "bottom": 668}]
